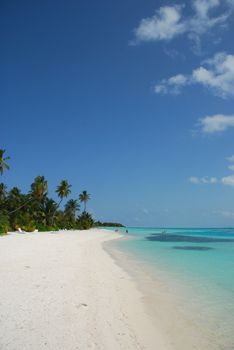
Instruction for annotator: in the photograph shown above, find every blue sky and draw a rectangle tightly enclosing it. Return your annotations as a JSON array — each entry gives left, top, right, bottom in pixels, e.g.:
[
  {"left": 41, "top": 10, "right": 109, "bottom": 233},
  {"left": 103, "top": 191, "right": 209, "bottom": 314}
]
[{"left": 1, "top": 0, "right": 234, "bottom": 227}]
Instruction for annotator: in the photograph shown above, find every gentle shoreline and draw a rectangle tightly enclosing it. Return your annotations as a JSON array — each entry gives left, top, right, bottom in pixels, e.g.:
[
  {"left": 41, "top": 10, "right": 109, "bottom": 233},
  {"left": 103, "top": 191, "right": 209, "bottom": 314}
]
[
  {"left": 106, "top": 229, "right": 234, "bottom": 350},
  {"left": 0, "top": 229, "right": 169, "bottom": 350},
  {"left": 105, "top": 237, "right": 214, "bottom": 350}
]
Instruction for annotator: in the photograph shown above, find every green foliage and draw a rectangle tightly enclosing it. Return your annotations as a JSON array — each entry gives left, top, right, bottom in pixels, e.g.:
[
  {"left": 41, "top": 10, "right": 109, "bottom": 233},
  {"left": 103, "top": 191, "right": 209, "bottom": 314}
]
[
  {"left": 64, "top": 199, "right": 80, "bottom": 224},
  {"left": 0, "top": 183, "right": 7, "bottom": 204},
  {"left": 0, "top": 149, "right": 10, "bottom": 176},
  {"left": 76, "top": 211, "right": 94, "bottom": 230},
  {"left": 0, "top": 212, "right": 9, "bottom": 235},
  {"left": 43, "top": 199, "right": 58, "bottom": 226},
  {"left": 79, "top": 191, "right": 90, "bottom": 212},
  {"left": 36, "top": 223, "right": 59, "bottom": 232},
  {"left": 13, "top": 212, "right": 36, "bottom": 232},
  {"left": 22, "top": 224, "right": 36, "bottom": 232},
  {"left": 56, "top": 180, "right": 71, "bottom": 200}
]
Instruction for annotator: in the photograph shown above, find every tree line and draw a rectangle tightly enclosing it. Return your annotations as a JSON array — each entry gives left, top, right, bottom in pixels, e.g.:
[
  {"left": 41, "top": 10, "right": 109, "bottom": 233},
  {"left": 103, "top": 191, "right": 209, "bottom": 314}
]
[{"left": 0, "top": 149, "right": 94, "bottom": 234}]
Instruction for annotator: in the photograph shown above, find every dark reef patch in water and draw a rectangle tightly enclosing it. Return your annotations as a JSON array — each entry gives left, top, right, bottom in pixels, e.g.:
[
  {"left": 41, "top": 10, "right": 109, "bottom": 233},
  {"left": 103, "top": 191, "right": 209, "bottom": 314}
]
[
  {"left": 145, "top": 234, "right": 234, "bottom": 243},
  {"left": 172, "top": 246, "right": 214, "bottom": 251}
]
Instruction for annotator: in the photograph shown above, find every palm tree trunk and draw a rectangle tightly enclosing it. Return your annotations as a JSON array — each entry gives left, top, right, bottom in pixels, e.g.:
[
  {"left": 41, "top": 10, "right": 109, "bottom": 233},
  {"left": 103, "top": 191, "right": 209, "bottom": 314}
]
[{"left": 8, "top": 197, "right": 33, "bottom": 214}]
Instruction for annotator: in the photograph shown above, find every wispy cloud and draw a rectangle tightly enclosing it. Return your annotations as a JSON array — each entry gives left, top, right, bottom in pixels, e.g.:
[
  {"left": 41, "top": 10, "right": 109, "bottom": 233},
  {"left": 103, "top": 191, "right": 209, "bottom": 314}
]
[
  {"left": 214, "top": 210, "right": 234, "bottom": 217},
  {"left": 189, "top": 175, "right": 234, "bottom": 187},
  {"left": 133, "top": 0, "right": 234, "bottom": 49},
  {"left": 189, "top": 0, "right": 229, "bottom": 52},
  {"left": 189, "top": 176, "right": 217, "bottom": 184},
  {"left": 189, "top": 155, "right": 234, "bottom": 187},
  {"left": 197, "top": 114, "right": 234, "bottom": 133},
  {"left": 154, "top": 52, "right": 234, "bottom": 98},
  {"left": 221, "top": 175, "right": 234, "bottom": 186},
  {"left": 221, "top": 154, "right": 234, "bottom": 185},
  {"left": 154, "top": 74, "right": 189, "bottom": 95}
]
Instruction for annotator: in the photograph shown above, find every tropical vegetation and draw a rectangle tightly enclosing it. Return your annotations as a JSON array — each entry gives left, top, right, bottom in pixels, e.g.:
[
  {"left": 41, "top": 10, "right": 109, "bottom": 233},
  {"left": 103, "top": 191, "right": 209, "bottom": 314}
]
[
  {"left": 0, "top": 149, "right": 10, "bottom": 176},
  {"left": 0, "top": 149, "right": 94, "bottom": 234}
]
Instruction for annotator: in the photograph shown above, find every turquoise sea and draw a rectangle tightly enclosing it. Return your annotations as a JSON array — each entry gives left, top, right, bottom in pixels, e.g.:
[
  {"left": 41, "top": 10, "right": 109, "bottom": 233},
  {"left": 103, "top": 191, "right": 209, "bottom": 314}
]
[{"left": 107, "top": 227, "right": 234, "bottom": 349}]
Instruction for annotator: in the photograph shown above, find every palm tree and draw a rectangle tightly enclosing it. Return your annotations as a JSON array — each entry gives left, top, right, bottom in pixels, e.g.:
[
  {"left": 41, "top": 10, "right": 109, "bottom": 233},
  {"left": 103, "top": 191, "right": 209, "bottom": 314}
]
[
  {"left": 0, "top": 149, "right": 10, "bottom": 175},
  {"left": 79, "top": 190, "right": 90, "bottom": 212},
  {"left": 52, "top": 180, "right": 71, "bottom": 225},
  {"left": 30, "top": 176, "right": 48, "bottom": 201},
  {"left": 29, "top": 176, "right": 48, "bottom": 223},
  {"left": 7, "top": 187, "right": 22, "bottom": 207},
  {"left": 64, "top": 199, "right": 80, "bottom": 223},
  {"left": 43, "top": 198, "right": 58, "bottom": 226},
  {"left": 56, "top": 180, "right": 71, "bottom": 206},
  {"left": 77, "top": 211, "right": 94, "bottom": 229}
]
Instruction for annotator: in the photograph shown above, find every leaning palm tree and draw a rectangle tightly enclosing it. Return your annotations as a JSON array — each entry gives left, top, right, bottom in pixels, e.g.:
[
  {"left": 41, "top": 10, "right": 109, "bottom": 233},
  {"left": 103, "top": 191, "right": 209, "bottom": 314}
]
[
  {"left": 9, "top": 176, "right": 48, "bottom": 214},
  {"left": 56, "top": 180, "right": 71, "bottom": 206},
  {"left": 52, "top": 180, "right": 71, "bottom": 225},
  {"left": 0, "top": 149, "right": 10, "bottom": 175},
  {"left": 79, "top": 190, "right": 90, "bottom": 212},
  {"left": 7, "top": 187, "right": 22, "bottom": 209}
]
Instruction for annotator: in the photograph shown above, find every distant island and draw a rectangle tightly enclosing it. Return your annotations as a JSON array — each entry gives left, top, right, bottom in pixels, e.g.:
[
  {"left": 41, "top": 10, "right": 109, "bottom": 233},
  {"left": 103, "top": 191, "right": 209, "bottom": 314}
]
[{"left": 95, "top": 221, "right": 125, "bottom": 228}]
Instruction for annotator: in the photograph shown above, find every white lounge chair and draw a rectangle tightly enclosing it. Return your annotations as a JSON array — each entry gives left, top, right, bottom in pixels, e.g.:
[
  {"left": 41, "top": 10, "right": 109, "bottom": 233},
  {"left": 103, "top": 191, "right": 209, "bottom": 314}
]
[{"left": 18, "top": 228, "right": 25, "bottom": 233}]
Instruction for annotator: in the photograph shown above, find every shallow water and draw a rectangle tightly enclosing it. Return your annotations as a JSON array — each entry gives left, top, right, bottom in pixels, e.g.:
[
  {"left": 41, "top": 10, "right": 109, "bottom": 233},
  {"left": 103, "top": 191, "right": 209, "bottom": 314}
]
[{"left": 108, "top": 227, "right": 234, "bottom": 349}]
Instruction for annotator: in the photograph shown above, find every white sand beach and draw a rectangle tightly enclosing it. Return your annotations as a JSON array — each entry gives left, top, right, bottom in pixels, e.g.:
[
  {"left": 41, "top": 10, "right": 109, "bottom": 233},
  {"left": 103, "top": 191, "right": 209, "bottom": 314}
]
[{"left": 0, "top": 229, "right": 170, "bottom": 350}]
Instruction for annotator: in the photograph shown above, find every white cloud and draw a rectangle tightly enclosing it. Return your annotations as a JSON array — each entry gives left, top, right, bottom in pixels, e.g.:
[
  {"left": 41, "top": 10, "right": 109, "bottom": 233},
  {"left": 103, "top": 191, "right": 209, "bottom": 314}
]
[
  {"left": 189, "top": 154, "right": 234, "bottom": 189},
  {"left": 203, "top": 176, "right": 218, "bottom": 183},
  {"left": 154, "top": 52, "right": 234, "bottom": 98},
  {"left": 154, "top": 83, "right": 168, "bottom": 95},
  {"left": 189, "top": 176, "right": 201, "bottom": 184},
  {"left": 154, "top": 74, "right": 189, "bottom": 94},
  {"left": 221, "top": 175, "right": 234, "bottom": 186},
  {"left": 192, "top": 0, "right": 220, "bottom": 19},
  {"left": 198, "top": 114, "right": 234, "bottom": 133},
  {"left": 189, "top": 0, "right": 229, "bottom": 51},
  {"left": 189, "top": 176, "right": 217, "bottom": 184},
  {"left": 133, "top": 5, "right": 186, "bottom": 42},
  {"left": 193, "top": 53, "right": 234, "bottom": 97},
  {"left": 133, "top": 1, "right": 234, "bottom": 47},
  {"left": 190, "top": 174, "right": 234, "bottom": 187},
  {"left": 227, "top": 155, "right": 234, "bottom": 162},
  {"left": 168, "top": 74, "right": 188, "bottom": 85}
]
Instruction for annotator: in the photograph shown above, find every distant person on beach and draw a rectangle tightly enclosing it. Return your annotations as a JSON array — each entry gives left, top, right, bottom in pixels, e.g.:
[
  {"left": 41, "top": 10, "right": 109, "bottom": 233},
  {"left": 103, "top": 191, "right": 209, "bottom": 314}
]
[{"left": 126, "top": 230, "right": 128, "bottom": 233}]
